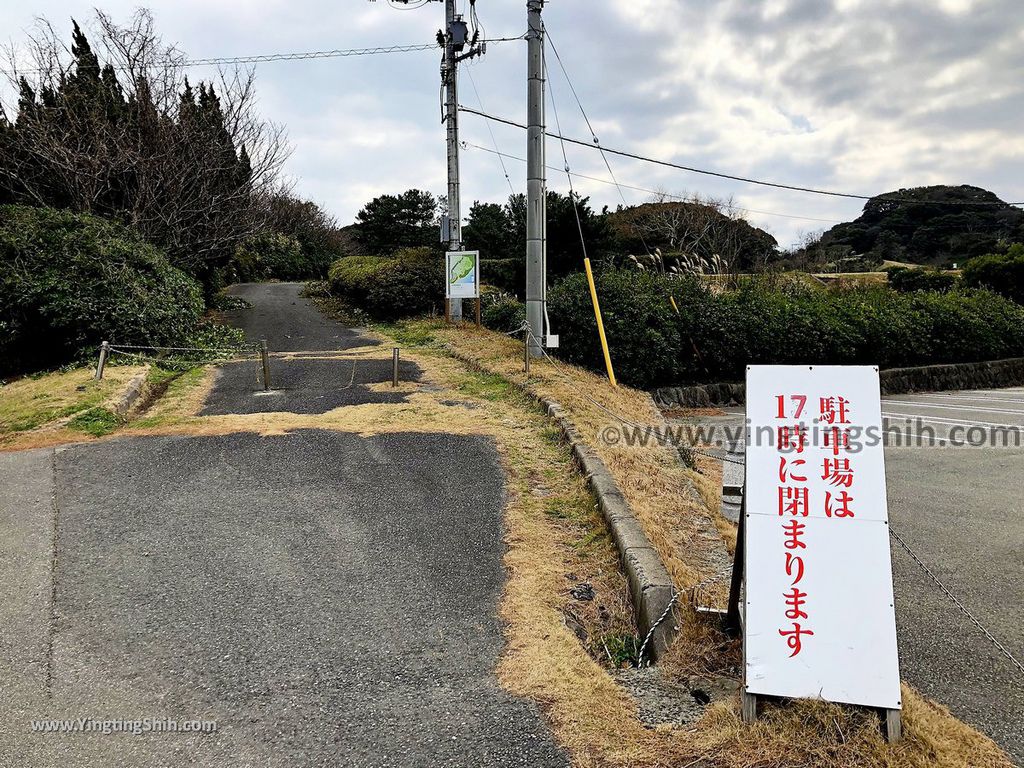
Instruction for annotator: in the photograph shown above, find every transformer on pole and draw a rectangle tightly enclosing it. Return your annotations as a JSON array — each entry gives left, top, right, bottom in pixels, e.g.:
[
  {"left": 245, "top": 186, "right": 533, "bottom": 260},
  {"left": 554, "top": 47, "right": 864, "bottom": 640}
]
[{"left": 374, "top": 0, "right": 485, "bottom": 324}]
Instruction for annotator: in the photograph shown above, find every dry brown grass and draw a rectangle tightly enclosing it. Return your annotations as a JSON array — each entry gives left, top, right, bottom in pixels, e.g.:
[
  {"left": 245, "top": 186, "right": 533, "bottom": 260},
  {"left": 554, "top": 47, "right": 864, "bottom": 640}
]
[
  {"left": 5, "top": 323, "right": 1010, "bottom": 767},
  {"left": 399, "top": 319, "right": 1012, "bottom": 768}
]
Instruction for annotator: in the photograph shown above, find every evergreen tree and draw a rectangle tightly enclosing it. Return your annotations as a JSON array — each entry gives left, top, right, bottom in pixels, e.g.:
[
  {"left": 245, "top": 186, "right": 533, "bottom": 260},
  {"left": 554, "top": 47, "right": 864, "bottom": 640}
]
[
  {"left": 355, "top": 189, "right": 439, "bottom": 253},
  {"left": 0, "top": 15, "right": 277, "bottom": 291}
]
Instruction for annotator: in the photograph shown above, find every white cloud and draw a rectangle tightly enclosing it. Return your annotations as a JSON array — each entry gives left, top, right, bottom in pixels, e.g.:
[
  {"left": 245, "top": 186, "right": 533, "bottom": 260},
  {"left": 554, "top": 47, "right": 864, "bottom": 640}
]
[{"left": 1, "top": 0, "right": 1021, "bottom": 247}]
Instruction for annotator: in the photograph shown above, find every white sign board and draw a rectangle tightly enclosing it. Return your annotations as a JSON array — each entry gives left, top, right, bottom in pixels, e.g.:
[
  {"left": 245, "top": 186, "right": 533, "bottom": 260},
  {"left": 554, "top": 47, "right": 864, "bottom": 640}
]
[
  {"left": 445, "top": 251, "right": 480, "bottom": 299},
  {"left": 744, "top": 365, "right": 901, "bottom": 710}
]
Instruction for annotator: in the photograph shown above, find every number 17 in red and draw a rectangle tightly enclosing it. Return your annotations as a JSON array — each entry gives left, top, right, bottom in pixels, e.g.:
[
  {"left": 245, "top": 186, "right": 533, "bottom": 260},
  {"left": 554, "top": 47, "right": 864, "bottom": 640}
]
[{"left": 776, "top": 394, "right": 807, "bottom": 419}]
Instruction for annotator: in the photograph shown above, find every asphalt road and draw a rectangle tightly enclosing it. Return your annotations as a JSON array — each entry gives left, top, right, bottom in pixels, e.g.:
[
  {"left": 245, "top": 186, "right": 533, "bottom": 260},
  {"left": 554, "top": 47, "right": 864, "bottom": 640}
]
[
  {"left": 202, "top": 358, "right": 424, "bottom": 416},
  {"left": 884, "top": 389, "right": 1024, "bottom": 766},
  {"left": 671, "top": 388, "right": 1024, "bottom": 764},
  {"left": 205, "top": 283, "right": 423, "bottom": 416},
  {"left": 223, "top": 282, "right": 378, "bottom": 352},
  {"left": 0, "top": 283, "right": 567, "bottom": 767}
]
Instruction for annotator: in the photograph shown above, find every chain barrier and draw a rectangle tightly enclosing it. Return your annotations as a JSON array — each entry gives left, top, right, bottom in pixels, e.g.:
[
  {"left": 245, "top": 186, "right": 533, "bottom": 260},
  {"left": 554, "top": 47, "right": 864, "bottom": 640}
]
[
  {"left": 106, "top": 343, "right": 261, "bottom": 375},
  {"left": 890, "top": 527, "right": 1024, "bottom": 679},
  {"left": 108, "top": 343, "right": 258, "bottom": 354},
  {"left": 636, "top": 588, "right": 678, "bottom": 667}
]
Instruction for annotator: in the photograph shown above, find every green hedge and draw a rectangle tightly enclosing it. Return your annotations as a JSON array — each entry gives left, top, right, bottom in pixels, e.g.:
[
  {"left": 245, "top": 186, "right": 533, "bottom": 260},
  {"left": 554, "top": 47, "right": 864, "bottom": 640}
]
[
  {"left": 328, "top": 248, "right": 444, "bottom": 320},
  {"left": 230, "top": 231, "right": 332, "bottom": 282},
  {"left": 481, "top": 289, "right": 526, "bottom": 333},
  {"left": 886, "top": 266, "right": 958, "bottom": 293},
  {"left": 547, "top": 270, "right": 1024, "bottom": 388},
  {"left": 0, "top": 205, "right": 204, "bottom": 376},
  {"left": 962, "top": 244, "right": 1024, "bottom": 304}
]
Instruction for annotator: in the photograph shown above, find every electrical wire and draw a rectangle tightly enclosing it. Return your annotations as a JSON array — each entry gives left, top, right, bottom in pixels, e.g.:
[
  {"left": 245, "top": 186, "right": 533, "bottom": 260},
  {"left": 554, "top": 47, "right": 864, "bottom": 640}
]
[
  {"left": 386, "top": 0, "right": 433, "bottom": 10},
  {"left": 3, "top": 38, "right": 525, "bottom": 76},
  {"left": 458, "top": 106, "right": 1024, "bottom": 208},
  {"left": 544, "top": 55, "right": 589, "bottom": 264},
  {"left": 465, "top": 63, "right": 515, "bottom": 196},
  {"left": 469, "top": 0, "right": 485, "bottom": 42},
  {"left": 459, "top": 141, "right": 844, "bottom": 224},
  {"left": 544, "top": 25, "right": 656, "bottom": 256}
]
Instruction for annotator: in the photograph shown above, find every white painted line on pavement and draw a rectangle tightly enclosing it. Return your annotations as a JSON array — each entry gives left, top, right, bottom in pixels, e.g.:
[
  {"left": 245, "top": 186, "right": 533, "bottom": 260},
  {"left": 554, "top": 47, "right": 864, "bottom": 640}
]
[
  {"left": 882, "top": 412, "right": 1024, "bottom": 430},
  {"left": 921, "top": 394, "right": 1024, "bottom": 405},
  {"left": 880, "top": 400, "right": 1024, "bottom": 416}
]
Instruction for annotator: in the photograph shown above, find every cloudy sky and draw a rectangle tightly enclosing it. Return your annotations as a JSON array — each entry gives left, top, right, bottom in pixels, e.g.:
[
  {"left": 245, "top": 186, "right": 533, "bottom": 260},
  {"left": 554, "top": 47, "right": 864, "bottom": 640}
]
[{"left": 2, "top": 0, "right": 1022, "bottom": 247}]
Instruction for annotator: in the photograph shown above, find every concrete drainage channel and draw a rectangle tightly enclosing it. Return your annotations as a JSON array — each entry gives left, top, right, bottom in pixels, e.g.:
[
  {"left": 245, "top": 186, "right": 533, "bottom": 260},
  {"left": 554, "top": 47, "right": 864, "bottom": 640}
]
[{"left": 540, "top": 399, "right": 680, "bottom": 663}]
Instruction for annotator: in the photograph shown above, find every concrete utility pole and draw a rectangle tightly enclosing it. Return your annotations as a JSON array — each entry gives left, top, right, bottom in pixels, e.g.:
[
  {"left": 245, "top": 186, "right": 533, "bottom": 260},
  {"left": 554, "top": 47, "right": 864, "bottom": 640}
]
[
  {"left": 376, "top": 0, "right": 484, "bottom": 322},
  {"left": 525, "top": 0, "right": 546, "bottom": 356},
  {"left": 443, "top": 0, "right": 464, "bottom": 321}
]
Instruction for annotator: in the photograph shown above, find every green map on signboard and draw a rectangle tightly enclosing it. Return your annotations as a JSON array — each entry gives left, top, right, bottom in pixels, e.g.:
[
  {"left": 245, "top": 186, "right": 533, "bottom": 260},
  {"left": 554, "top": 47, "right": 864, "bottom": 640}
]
[
  {"left": 447, "top": 251, "right": 479, "bottom": 298},
  {"left": 449, "top": 254, "right": 475, "bottom": 284}
]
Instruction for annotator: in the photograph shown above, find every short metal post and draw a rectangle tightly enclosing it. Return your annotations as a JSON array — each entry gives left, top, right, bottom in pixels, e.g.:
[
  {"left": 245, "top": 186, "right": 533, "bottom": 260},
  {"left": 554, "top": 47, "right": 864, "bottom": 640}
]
[
  {"left": 523, "top": 329, "right": 530, "bottom": 376},
  {"left": 392, "top": 348, "right": 400, "bottom": 387},
  {"left": 94, "top": 341, "right": 110, "bottom": 380},
  {"left": 260, "top": 339, "right": 271, "bottom": 392}
]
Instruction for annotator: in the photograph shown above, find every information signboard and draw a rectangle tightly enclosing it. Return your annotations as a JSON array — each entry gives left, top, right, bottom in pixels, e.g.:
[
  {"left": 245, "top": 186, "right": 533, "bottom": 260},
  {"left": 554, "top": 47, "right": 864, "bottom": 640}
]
[
  {"left": 445, "top": 251, "right": 480, "bottom": 299},
  {"left": 744, "top": 365, "right": 901, "bottom": 711}
]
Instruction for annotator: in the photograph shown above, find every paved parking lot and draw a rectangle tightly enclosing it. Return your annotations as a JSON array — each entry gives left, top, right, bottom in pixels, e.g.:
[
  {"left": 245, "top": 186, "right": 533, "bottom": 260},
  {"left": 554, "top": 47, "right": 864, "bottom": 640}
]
[
  {"left": 668, "top": 386, "right": 1024, "bottom": 764},
  {"left": 883, "top": 388, "right": 1024, "bottom": 765},
  {"left": 882, "top": 387, "right": 1024, "bottom": 447}
]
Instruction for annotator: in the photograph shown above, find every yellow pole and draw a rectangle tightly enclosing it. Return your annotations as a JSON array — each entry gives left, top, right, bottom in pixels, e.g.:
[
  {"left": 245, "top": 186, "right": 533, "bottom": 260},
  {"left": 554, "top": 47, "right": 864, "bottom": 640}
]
[
  {"left": 584, "top": 258, "right": 617, "bottom": 387},
  {"left": 669, "top": 296, "right": 679, "bottom": 314}
]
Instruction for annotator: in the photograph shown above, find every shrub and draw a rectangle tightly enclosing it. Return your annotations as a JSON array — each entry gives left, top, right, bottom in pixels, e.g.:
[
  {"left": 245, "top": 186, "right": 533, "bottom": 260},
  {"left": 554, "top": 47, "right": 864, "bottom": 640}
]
[
  {"left": 961, "top": 244, "right": 1024, "bottom": 304},
  {"left": 0, "top": 205, "right": 204, "bottom": 376},
  {"left": 328, "top": 255, "right": 390, "bottom": 290},
  {"left": 549, "top": 270, "right": 687, "bottom": 387},
  {"left": 481, "top": 289, "right": 526, "bottom": 333},
  {"left": 230, "top": 231, "right": 329, "bottom": 282},
  {"left": 887, "top": 266, "right": 958, "bottom": 293},
  {"left": 327, "top": 248, "right": 444, "bottom": 320},
  {"left": 547, "top": 269, "right": 1024, "bottom": 388},
  {"left": 481, "top": 258, "right": 524, "bottom": 296}
]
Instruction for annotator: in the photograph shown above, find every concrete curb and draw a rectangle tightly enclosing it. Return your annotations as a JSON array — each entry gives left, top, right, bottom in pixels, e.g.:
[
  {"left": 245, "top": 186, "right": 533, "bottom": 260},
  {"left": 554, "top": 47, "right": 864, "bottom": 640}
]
[
  {"left": 445, "top": 348, "right": 679, "bottom": 661},
  {"left": 111, "top": 368, "right": 149, "bottom": 418},
  {"left": 540, "top": 399, "right": 679, "bottom": 661},
  {"left": 653, "top": 356, "right": 1024, "bottom": 408}
]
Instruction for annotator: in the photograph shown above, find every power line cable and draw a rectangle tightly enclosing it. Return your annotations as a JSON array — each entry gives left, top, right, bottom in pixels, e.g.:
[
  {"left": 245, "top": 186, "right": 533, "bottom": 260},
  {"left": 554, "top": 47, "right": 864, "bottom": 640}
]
[
  {"left": 185, "top": 43, "right": 439, "bottom": 66},
  {"left": 459, "top": 141, "right": 844, "bottom": 224},
  {"left": 464, "top": 63, "right": 515, "bottom": 196},
  {"left": 544, "top": 54, "right": 589, "bottom": 264},
  {"left": 2, "top": 37, "right": 524, "bottom": 76},
  {"left": 544, "top": 27, "right": 647, "bottom": 236},
  {"left": 458, "top": 106, "right": 1024, "bottom": 208}
]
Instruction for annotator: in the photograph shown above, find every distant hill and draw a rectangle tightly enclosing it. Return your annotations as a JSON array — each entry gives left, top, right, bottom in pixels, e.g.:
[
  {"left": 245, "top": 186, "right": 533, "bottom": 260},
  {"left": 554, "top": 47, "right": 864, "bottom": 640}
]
[{"left": 817, "top": 185, "right": 1024, "bottom": 267}]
